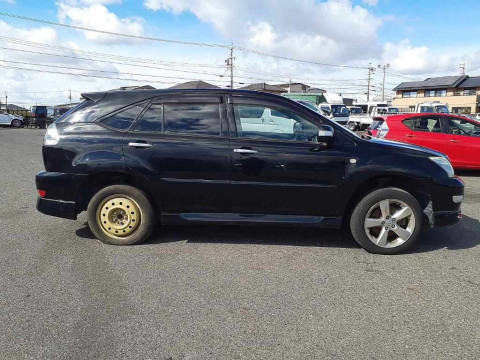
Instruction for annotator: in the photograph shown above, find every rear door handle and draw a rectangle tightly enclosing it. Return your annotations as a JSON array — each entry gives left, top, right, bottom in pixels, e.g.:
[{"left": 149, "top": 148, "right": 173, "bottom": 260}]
[
  {"left": 450, "top": 139, "right": 460, "bottom": 143},
  {"left": 128, "top": 142, "right": 152, "bottom": 148},
  {"left": 406, "top": 134, "right": 414, "bottom": 138},
  {"left": 233, "top": 148, "right": 257, "bottom": 154}
]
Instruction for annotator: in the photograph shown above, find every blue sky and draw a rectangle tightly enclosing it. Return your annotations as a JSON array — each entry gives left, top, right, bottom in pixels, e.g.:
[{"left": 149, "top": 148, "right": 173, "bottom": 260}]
[{"left": 0, "top": 0, "right": 479, "bottom": 105}]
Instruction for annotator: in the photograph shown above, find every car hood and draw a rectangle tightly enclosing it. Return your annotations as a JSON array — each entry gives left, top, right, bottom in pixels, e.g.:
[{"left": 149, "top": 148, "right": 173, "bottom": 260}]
[{"left": 369, "top": 138, "right": 446, "bottom": 157}]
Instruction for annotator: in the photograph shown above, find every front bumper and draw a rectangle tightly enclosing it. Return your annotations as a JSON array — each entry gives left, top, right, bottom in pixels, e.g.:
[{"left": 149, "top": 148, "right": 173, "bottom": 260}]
[{"left": 421, "top": 176, "right": 464, "bottom": 228}]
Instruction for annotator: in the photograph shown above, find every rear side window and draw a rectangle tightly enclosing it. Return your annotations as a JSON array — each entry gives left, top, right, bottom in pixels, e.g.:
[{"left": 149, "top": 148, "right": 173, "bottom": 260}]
[
  {"left": 135, "top": 104, "right": 163, "bottom": 132},
  {"left": 369, "top": 119, "right": 384, "bottom": 130},
  {"left": 101, "top": 103, "right": 147, "bottom": 131},
  {"left": 163, "top": 103, "right": 220, "bottom": 136},
  {"left": 403, "top": 117, "right": 441, "bottom": 133}
]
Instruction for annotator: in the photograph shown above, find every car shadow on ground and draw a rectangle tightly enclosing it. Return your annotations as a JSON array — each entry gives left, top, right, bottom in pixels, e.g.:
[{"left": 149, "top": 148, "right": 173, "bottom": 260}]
[
  {"left": 456, "top": 170, "right": 480, "bottom": 177},
  {"left": 75, "top": 215, "right": 480, "bottom": 253}
]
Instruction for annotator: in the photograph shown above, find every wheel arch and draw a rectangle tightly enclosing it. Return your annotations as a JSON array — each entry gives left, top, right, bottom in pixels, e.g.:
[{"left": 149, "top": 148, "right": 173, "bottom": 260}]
[
  {"left": 342, "top": 174, "right": 430, "bottom": 228},
  {"left": 75, "top": 171, "right": 160, "bottom": 215}
]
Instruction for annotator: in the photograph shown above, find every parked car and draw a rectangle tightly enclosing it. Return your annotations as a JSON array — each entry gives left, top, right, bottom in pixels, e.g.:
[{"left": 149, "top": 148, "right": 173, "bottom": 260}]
[
  {"left": 375, "top": 113, "right": 480, "bottom": 169},
  {"left": 0, "top": 111, "right": 23, "bottom": 127},
  {"left": 36, "top": 89, "right": 463, "bottom": 254},
  {"left": 31, "top": 106, "right": 48, "bottom": 128}
]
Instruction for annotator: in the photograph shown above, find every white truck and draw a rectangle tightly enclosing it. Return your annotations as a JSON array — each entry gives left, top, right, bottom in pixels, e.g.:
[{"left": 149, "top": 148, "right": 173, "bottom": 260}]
[
  {"left": 318, "top": 93, "right": 349, "bottom": 126},
  {"left": 413, "top": 102, "right": 449, "bottom": 113},
  {"left": 347, "top": 103, "right": 399, "bottom": 131}
]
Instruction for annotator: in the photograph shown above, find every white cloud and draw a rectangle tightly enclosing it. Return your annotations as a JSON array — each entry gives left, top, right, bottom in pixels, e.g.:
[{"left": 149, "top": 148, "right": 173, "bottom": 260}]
[
  {"left": 143, "top": 0, "right": 383, "bottom": 64},
  {"left": 362, "top": 0, "right": 378, "bottom": 6},
  {"left": 57, "top": 1, "right": 144, "bottom": 44}
]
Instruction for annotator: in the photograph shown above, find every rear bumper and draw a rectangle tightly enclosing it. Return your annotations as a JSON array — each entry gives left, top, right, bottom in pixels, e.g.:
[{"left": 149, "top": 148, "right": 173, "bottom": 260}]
[
  {"left": 35, "top": 171, "right": 88, "bottom": 219},
  {"left": 36, "top": 197, "right": 77, "bottom": 220}
]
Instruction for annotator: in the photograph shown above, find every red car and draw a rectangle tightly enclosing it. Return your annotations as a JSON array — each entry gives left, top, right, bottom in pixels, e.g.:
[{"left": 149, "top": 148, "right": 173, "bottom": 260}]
[{"left": 373, "top": 113, "right": 480, "bottom": 169}]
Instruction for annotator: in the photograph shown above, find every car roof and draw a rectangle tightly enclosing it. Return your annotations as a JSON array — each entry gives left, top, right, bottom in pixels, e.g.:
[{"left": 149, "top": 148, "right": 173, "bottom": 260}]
[
  {"left": 81, "top": 88, "right": 291, "bottom": 103},
  {"left": 385, "top": 113, "right": 472, "bottom": 121}
]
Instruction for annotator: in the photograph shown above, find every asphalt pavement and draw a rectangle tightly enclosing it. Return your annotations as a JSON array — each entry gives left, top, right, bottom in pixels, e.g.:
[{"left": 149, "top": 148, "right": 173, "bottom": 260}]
[{"left": 1, "top": 128, "right": 479, "bottom": 359}]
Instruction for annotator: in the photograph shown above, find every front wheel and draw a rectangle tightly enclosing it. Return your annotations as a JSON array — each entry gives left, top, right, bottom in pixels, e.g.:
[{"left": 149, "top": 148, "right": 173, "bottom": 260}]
[
  {"left": 11, "top": 119, "right": 22, "bottom": 128},
  {"left": 350, "top": 187, "right": 423, "bottom": 254},
  {"left": 87, "top": 185, "right": 155, "bottom": 245},
  {"left": 347, "top": 122, "right": 357, "bottom": 131}
]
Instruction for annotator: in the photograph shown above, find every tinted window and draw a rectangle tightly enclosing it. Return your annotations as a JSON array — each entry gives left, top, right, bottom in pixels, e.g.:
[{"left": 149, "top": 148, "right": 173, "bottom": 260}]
[
  {"left": 135, "top": 104, "right": 162, "bottom": 132},
  {"left": 403, "top": 117, "right": 441, "bottom": 133},
  {"left": 369, "top": 119, "right": 384, "bottom": 130},
  {"left": 164, "top": 103, "right": 220, "bottom": 136},
  {"left": 101, "top": 103, "right": 146, "bottom": 131},
  {"left": 447, "top": 118, "right": 480, "bottom": 136},
  {"left": 234, "top": 104, "right": 319, "bottom": 142}
]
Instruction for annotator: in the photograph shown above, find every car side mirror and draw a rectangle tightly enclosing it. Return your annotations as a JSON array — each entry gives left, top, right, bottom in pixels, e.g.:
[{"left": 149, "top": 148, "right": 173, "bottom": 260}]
[{"left": 318, "top": 125, "right": 334, "bottom": 144}]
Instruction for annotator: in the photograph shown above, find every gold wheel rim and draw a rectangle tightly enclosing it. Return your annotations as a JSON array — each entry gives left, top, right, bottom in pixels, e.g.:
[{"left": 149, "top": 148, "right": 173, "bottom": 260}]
[{"left": 96, "top": 195, "right": 142, "bottom": 238}]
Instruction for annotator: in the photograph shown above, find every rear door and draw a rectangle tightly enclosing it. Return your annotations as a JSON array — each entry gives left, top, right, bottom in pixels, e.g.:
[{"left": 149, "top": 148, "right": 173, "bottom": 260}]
[
  {"left": 443, "top": 116, "right": 480, "bottom": 168},
  {"left": 400, "top": 115, "right": 450, "bottom": 153},
  {"left": 122, "top": 94, "right": 231, "bottom": 214}
]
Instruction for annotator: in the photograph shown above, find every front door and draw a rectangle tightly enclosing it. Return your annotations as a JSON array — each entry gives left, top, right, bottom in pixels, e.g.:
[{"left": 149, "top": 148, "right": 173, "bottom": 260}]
[
  {"left": 228, "top": 96, "right": 348, "bottom": 217},
  {"left": 443, "top": 116, "right": 480, "bottom": 168},
  {"left": 123, "top": 95, "right": 231, "bottom": 214},
  {"left": 401, "top": 115, "right": 450, "bottom": 153}
]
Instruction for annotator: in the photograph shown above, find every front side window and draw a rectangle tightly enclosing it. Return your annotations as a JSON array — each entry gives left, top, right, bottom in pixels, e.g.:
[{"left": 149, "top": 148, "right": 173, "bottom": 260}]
[
  {"left": 233, "top": 103, "right": 319, "bottom": 142},
  {"left": 163, "top": 103, "right": 220, "bottom": 136},
  {"left": 403, "top": 116, "right": 442, "bottom": 133},
  {"left": 101, "top": 102, "right": 147, "bottom": 131},
  {"left": 447, "top": 118, "right": 480, "bottom": 136}
]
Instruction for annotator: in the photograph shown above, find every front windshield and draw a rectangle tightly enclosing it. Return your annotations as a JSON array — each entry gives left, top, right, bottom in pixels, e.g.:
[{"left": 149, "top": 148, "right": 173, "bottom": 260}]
[
  {"left": 349, "top": 107, "right": 362, "bottom": 115},
  {"left": 331, "top": 105, "right": 349, "bottom": 117},
  {"left": 420, "top": 106, "right": 434, "bottom": 113},
  {"left": 435, "top": 105, "right": 449, "bottom": 113}
]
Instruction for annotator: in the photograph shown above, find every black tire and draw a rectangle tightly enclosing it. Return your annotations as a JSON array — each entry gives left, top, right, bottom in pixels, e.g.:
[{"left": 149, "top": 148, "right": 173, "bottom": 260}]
[
  {"left": 347, "top": 122, "right": 357, "bottom": 131},
  {"left": 11, "top": 119, "right": 22, "bottom": 128},
  {"left": 87, "top": 185, "right": 155, "bottom": 245},
  {"left": 349, "top": 187, "right": 423, "bottom": 255}
]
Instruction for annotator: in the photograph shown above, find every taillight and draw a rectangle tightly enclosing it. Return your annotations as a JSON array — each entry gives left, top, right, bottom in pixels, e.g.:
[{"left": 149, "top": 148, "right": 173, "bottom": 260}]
[
  {"left": 44, "top": 123, "right": 60, "bottom": 145},
  {"left": 38, "top": 189, "right": 46, "bottom": 197},
  {"left": 377, "top": 121, "right": 389, "bottom": 138}
]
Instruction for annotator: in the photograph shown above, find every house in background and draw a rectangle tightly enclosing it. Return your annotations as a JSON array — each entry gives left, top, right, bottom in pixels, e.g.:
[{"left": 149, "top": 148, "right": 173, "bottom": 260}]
[
  {"left": 169, "top": 81, "right": 220, "bottom": 89},
  {"left": 392, "top": 75, "right": 480, "bottom": 114},
  {"left": 238, "top": 82, "right": 287, "bottom": 95}
]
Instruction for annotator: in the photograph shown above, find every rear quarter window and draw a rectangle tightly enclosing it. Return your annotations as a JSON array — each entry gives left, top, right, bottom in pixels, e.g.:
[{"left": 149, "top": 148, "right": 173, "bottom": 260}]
[{"left": 100, "top": 102, "right": 147, "bottom": 131}]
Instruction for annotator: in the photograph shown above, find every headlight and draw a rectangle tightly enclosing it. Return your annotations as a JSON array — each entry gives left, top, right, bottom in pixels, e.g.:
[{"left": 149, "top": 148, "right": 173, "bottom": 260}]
[
  {"left": 44, "top": 123, "right": 60, "bottom": 146},
  {"left": 429, "top": 156, "right": 454, "bottom": 177}
]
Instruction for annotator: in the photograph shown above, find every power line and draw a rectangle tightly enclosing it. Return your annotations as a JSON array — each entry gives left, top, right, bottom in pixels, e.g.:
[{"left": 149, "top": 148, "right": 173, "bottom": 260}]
[
  {"left": 0, "top": 46, "right": 228, "bottom": 77},
  {"left": 0, "top": 59, "right": 235, "bottom": 83},
  {"left": 0, "top": 11, "right": 370, "bottom": 70},
  {"left": 0, "top": 12, "right": 229, "bottom": 49}
]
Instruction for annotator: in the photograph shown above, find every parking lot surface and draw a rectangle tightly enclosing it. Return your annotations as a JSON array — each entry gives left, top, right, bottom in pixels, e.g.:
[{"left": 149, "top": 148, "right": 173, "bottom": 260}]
[{"left": 1, "top": 128, "right": 479, "bottom": 359}]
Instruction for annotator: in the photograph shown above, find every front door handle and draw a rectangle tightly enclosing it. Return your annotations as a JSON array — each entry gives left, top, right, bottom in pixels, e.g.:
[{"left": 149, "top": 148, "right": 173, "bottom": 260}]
[
  {"left": 128, "top": 142, "right": 152, "bottom": 148},
  {"left": 233, "top": 148, "right": 257, "bottom": 154},
  {"left": 406, "top": 134, "right": 414, "bottom": 138},
  {"left": 450, "top": 139, "right": 460, "bottom": 143}
]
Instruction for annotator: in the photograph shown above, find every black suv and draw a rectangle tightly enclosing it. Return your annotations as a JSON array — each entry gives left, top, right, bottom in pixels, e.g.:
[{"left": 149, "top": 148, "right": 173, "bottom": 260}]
[{"left": 36, "top": 89, "right": 464, "bottom": 254}]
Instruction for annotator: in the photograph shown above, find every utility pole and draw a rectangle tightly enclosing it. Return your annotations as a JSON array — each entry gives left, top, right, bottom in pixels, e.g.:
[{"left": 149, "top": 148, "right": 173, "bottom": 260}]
[
  {"left": 366, "top": 63, "right": 376, "bottom": 102},
  {"left": 5, "top": 91, "right": 7, "bottom": 114},
  {"left": 378, "top": 63, "right": 390, "bottom": 102},
  {"left": 225, "top": 45, "right": 235, "bottom": 89},
  {"left": 459, "top": 62, "right": 466, "bottom": 75},
  {"left": 69, "top": 89, "right": 72, "bottom": 105}
]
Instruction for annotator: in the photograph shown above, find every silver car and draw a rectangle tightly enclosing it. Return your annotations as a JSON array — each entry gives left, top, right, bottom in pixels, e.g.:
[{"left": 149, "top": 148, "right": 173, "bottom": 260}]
[{"left": 0, "top": 112, "right": 23, "bottom": 127}]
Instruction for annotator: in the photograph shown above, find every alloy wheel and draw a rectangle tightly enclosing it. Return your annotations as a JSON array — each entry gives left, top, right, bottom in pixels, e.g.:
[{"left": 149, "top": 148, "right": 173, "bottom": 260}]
[{"left": 363, "top": 198, "right": 415, "bottom": 248}]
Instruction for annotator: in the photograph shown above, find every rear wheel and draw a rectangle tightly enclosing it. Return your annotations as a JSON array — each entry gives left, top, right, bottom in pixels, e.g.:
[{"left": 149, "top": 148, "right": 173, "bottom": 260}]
[
  {"left": 11, "top": 119, "right": 22, "bottom": 128},
  {"left": 87, "top": 185, "right": 155, "bottom": 245},
  {"left": 347, "top": 122, "right": 357, "bottom": 131},
  {"left": 350, "top": 187, "right": 422, "bottom": 254}
]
